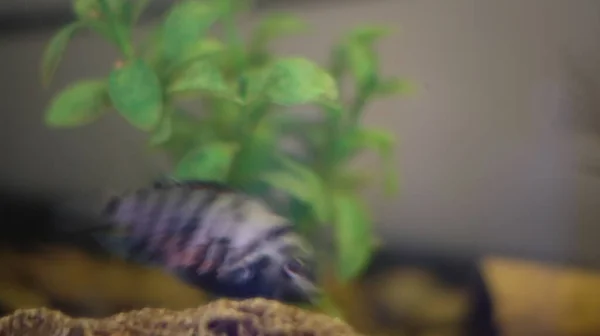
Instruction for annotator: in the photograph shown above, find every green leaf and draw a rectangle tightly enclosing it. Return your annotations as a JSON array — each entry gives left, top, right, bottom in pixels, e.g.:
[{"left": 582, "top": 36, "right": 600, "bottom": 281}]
[
  {"left": 333, "top": 168, "right": 371, "bottom": 192},
  {"left": 260, "top": 58, "right": 338, "bottom": 105},
  {"left": 374, "top": 77, "right": 415, "bottom": 96},
  {"left": 73, "top": 0, "right": 135, "bottom": 23},
  {"left": 177, "top": 39, "right": 225, "bottom": 66},
  {"left": 174, "top": 141, "right": 239, "bottom": 182},
  {"left": 320, "top": 101, "right": 345, "bottom": 123},
  {"left": 346, "top": 42, "right": 378, "bottom": 87},
  {"left": 117, "top": 1, "right": 134, "bottom": 25},
  {"left": 97, "top": 0, "right": 134, "bottom": 58},
  {"left": 167, "top": 59, "right": 229, "bottom": 96},
  {"left": 246, "top": 51, "right": 272, "bottom": 69},
  {"left": 261, "top": 171, "right": 325, "bottom": 223},
  {"left": 260, "top": 157, "right": 328, "bottom": 223},
  {"left": 346, "top": 26, "right": 391, "bottom": 45},
  {"left": 354, "top": 128, "right": 399, "bottom": 195},
  {"left": 161, "top": 0, "right": 223, "bottom": 64},
  {"left": 208, "top": 98, "right": 244, "bottom": 138},
  {"left": 72, "top": 0, "right": 101, "bottom": 20},
  {"left": 249, "top": 14, "right": 308, "bottom": 51},
  {"left": 139, "top": 25, "right": 165, "bottom": 69},
  {"left": 354, "top": 128, "right": 395, "bottom": 156},
  {"left": 71, "top": 0, "right": 123, "bottom": 46},
  {"left": 108, "top": 59, "right": 163, "bottom": 131},
  {"left": 272, "top": 114, "right": 326, "bottom": 157},
  {"left": 41, "top": 22, "right": 84, "bottom": 86},
  {"left": 244, "top": 68, "right": 270, "bottom": 101},
  {"left": 45, "top": 80, "right": 108, "bottom": 127},
  {"left": 331, "top": 26, "right": 390, "bottom": 87},
  {"left": 220, "top": 0, "right": 251, "bottom": 15},
  {"left": 160, "top": 109, "right": 213, "bottom": 161},
  {"left": 287, "top": 197, "right": 315, "bottom": 235},
  {"left": 330, "top": 128, "right": 360, "bottom": 165},
  {"left": 332, "top": 192, "right": 374, "bottom": 281},
  {"left": 130, "top": 0, "right": 150, "bottom": 25},
  {"left": 149, "top": 113, "right": 172, "bottom": 146},
  {"left": 229, "top": 119, "right": 279, "bottom": 185}
]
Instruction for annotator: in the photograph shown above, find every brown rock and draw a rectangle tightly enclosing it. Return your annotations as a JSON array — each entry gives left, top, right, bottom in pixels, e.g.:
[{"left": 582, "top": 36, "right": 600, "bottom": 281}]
[{"left": 0, "top": 298, "right": 364, "bottom": 336}]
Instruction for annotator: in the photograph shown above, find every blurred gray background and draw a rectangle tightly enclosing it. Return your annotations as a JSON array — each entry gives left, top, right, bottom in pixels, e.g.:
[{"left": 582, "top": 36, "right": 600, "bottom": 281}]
[{"left": 1, "top": 0, "right": 600, "bottom": 266}]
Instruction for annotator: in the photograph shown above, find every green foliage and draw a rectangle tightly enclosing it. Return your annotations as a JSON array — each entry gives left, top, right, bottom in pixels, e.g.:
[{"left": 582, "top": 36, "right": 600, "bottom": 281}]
[
  {"left": 40, "top": 0, "right": 413, "bottom": 310},
  {"left": 161, "top": 0, "right": 223, "bottom": 64},
  {"left": 174, "top": 141, "right": 239, "bottom": 182},
  {"left": 167, "top": 59, "right": 229, "bottom": 97},
  {"left": 108, "top": 59, "right": 163, "bottom": 131},
  {"left": 149, "top": 111, "right": 173, "bottom": 146},
  {"left": 260, "top": 156, "right": 329, "bottom": 224},
  {"left": 40, "top": 22, "right": 85, "bottom": 86},
  {"left": 45, "top": 80, "right": 109, "bottom": 127},
  {"left": 332, "top": 192, "right": 373, "bottom": 281},
  {"left": 261, "top": 58, "right": 338, "bottom": 105}
]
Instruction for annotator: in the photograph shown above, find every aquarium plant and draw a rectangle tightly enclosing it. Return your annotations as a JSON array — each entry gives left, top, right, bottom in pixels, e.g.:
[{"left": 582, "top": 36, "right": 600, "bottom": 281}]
[{"left": 40, "top": 0, "right": 410, "bottom": 299}]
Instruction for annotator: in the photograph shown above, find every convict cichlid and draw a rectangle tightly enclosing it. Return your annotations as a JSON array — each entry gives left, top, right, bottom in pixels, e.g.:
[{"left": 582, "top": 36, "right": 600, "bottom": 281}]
[{"left": 80, "top": 178, "right": 321, "bottom": 304}]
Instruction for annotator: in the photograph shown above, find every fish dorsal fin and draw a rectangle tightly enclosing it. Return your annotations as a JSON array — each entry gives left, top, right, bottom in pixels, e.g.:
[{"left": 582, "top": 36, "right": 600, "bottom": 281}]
[
  {"left": 152, "top": 175, "right": 181, "bottom": 189},
  {"left": 153, "top": 176, "right": 237, "bottom": 193}
]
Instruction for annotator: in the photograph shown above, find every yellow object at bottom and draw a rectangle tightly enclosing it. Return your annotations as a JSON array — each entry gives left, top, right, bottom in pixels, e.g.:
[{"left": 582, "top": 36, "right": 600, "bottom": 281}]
[{"left": 0, "top": 246, "right": 208, "bottom": 316}]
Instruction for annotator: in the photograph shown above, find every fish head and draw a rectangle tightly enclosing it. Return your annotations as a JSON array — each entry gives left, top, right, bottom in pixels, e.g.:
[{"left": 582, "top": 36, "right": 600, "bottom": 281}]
[
  {"left": 214, "top": 237, "right": 321, "bottom": 304},
  {"left": 274, "top": 252, "right": 321, "bottom": 303},
  {"left": 255, "top": 235, "right": 321, "bottom": 304}
]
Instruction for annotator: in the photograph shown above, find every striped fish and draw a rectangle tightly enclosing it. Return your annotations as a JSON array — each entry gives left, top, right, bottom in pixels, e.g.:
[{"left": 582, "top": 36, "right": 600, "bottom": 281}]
[{"left": 94, "top": 178, "right": 320, "bottom": 303}]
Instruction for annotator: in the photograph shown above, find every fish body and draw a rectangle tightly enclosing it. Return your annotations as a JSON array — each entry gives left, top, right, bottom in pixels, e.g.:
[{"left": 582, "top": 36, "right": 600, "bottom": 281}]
[{"left": 96, "top": 179, "right": 319, "bottom": 303}]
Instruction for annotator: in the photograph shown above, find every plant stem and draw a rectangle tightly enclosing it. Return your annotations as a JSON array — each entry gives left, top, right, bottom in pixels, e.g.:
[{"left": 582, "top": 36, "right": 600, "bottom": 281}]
[
  {"left": 222, "top": 5, "right": 246, "bottom": 98},
  {"left": 322, "top": 115, "right": 338, "bottom": 179},
  {"left": 226, "top": 101, "right": 269, "bottom": 187},
  {"left": 218, "top": 4, "right": 247, "bottom": 186},
  {"left": 348, "top": 89, "right": 369, "bottom": 126},
  {"left": 98, "top": 0, "right": 134, "bottom": 60}
]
